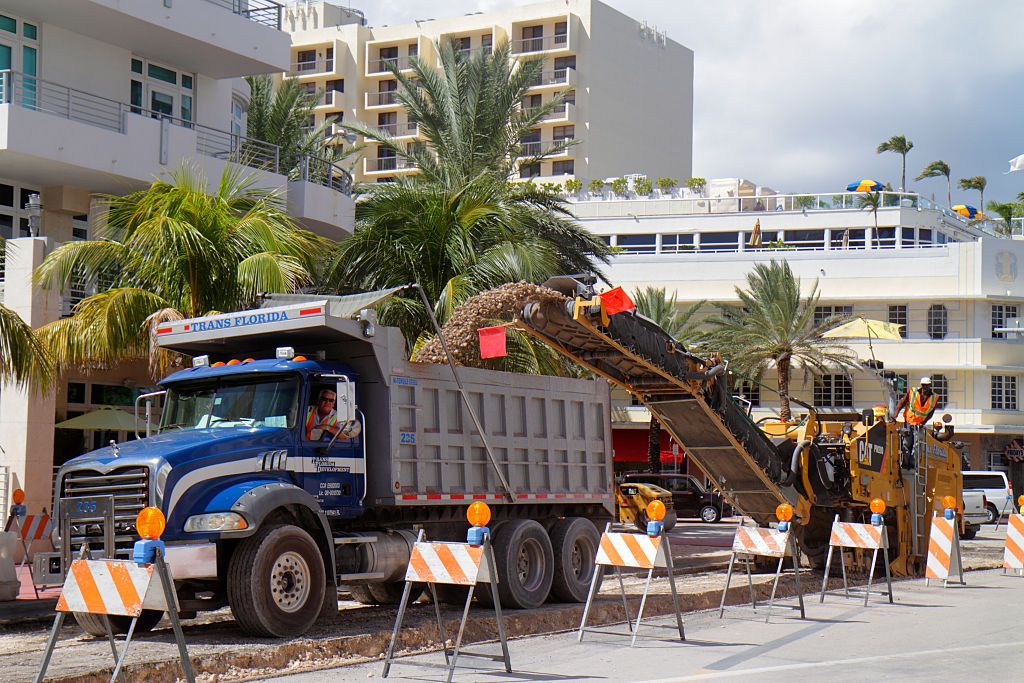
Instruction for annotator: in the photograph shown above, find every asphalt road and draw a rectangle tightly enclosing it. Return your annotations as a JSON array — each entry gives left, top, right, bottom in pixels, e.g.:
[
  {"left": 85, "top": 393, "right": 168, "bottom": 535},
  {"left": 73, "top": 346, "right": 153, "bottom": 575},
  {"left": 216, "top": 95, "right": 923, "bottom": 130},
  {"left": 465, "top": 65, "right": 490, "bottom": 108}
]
[{"left": 266, "top": 566, "right": 1024, "bottom": 683}]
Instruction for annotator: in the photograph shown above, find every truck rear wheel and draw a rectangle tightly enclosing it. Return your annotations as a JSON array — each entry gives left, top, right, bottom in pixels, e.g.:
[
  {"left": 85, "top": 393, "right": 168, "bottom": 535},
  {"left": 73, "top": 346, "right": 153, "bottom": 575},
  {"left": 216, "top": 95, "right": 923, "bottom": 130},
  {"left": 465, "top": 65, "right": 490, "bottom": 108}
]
[
  {"left": 486, "top": 519, "right": 554, "bottom": 609},
  {"left": 228, "top": 524, "right": 326, "bottom": 638},
  {"left": 74, "top": 609, "right": 164, "bottom": 637},
  {"left": 549, "top": 517, "right": 599, "bottom": 603}
]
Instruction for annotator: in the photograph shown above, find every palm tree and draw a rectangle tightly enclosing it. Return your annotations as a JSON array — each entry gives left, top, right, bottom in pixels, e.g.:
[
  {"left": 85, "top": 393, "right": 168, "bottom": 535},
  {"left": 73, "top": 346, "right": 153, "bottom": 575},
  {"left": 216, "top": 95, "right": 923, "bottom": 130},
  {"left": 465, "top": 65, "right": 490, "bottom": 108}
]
[
  {"left": 857, "top": 191, "right": 882, "bottom": 232},
  {"left": 245, "top": 75, "right": 358, "bottom": 179},
  {"left": 708, "top": 261, "right": 856, "bottom": 421},
  {"left": 876, "top": 135, "right": 914, "bottom": 191},
  {"left": 959, "top": 176, "right": 987, "bottom": 210},
  {"left": 0, "top": 298, "right": 53, "bottom": 388},
  {"left": 322, "top": 176, "right": 609, "bottom": 347},
  {"left": 916, "top": 160, "right": 952, "bottom": 208},
  {"left": 34, "top": 164, "right": 324, "bottom": 377},
  {"left": 633, "top": 287, "right": 705, "bottom": 472},
  {"left": 986, "top": 201, "right": 1017, "bottom": 235},
  {"left": 342, "top": 39, "right": 576, "bottom": 187}
]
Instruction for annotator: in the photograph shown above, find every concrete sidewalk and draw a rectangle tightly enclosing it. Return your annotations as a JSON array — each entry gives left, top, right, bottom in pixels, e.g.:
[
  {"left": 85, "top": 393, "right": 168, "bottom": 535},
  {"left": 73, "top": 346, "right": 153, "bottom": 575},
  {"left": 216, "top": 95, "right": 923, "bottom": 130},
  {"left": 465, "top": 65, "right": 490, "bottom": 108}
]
[
  {"left": 0, "top": 566, "right": 59, "bottom": 626},
  {"left": 269, "top": 568, "right": 1024, "bottom": 682}
]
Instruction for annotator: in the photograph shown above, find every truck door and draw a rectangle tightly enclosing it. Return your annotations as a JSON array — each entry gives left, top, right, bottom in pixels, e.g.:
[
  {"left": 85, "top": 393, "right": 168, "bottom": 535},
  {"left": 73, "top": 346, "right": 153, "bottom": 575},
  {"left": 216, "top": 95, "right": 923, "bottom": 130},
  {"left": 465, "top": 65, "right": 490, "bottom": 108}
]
[{"left": 298, "top": 382, "right": 365, "bottom": 518}]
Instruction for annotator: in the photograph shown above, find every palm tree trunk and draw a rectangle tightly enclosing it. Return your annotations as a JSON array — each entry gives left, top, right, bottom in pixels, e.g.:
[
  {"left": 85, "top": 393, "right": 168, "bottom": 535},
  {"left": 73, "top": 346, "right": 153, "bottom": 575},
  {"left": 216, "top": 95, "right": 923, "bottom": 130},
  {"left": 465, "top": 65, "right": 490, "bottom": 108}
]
[
  {"left": 777, "top": 355, "right": 792, "bottom": 422},
  {"left": 946, "top": 177, "right": 951, "bottom": 209},
  {"left": 647, "top": 415, "right": 662, "bottom": 473},
  {"left": 901, "top": 155, "right": 906, "bottom": 192}
]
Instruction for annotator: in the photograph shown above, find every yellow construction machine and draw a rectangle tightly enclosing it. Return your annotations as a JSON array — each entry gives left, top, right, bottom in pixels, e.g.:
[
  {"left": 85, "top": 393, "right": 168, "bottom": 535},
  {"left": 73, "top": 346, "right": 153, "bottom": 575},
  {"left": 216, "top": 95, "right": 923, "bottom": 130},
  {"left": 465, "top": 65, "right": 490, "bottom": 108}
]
[
  {"left": 615, "top": 481, "right": 677, "bottom": 532},
  {"left": 519, "top": 279, "right": 964, "bottom": 576}
]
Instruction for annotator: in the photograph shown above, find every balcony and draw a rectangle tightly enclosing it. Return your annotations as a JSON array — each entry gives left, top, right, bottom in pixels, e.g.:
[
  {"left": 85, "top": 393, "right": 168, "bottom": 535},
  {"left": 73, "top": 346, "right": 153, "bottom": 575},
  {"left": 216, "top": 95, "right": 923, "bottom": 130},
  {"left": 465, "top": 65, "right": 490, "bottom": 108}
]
[
  {"left": 512, "top": 34, "right": 571, "bottom": 55},
  {"left": 526, "top": 102, "right": 575, "bottom": 123},
  {"left": 0, "top": 70, "right": 281, "bottom": 190},
  {"left": 2, "top": 0, "right": 290, "bottom": 78},
  {"left": 378, "top": 121, "right": 420, "bottom": 138},
  {"left": 520, "top": 141, "right": 571, "bottom": 157},
  {"left": 528, "top": 67, "right": 577, "bottom": 90},
  {"left": 289, "top": 57, "right": 335, "bottom": 77},
  {"left": 287, "top": 154, "right": 355, "bottom": 239},
  {"left": 365, "top": 91, "right": 401, "bottom": 108},
  {"left": 367, "top": 56, "right": 414, "bottom": 76},
  {"left": 315, "top": 91, "right": 344, "bottom": 109},
  {"left": 364, "top": 156, "right": 418, "bottom": 174}
]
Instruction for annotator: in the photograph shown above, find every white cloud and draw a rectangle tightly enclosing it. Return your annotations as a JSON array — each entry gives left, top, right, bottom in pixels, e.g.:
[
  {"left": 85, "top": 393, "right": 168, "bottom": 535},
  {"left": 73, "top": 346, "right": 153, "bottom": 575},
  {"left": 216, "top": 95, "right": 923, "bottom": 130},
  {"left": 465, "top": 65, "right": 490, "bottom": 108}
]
[{"left": 363, "top": 0, "right": 1024, "bottom": 204}]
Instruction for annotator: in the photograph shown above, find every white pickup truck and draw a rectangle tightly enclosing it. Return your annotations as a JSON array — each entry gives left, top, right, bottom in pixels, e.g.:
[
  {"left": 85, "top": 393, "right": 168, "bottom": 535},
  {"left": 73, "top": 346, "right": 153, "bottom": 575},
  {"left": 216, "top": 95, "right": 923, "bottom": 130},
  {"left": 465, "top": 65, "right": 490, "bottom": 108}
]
[{"left": 961, "top": 489, "right": 988, "bottom": 539}]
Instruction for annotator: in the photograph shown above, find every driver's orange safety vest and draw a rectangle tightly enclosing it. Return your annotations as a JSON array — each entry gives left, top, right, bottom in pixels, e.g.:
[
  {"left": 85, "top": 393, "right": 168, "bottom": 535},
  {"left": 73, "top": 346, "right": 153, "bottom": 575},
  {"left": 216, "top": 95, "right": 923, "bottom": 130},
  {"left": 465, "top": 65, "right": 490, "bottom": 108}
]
[{"left": 903, "top": 388, "right": 937, "bottom": 426}]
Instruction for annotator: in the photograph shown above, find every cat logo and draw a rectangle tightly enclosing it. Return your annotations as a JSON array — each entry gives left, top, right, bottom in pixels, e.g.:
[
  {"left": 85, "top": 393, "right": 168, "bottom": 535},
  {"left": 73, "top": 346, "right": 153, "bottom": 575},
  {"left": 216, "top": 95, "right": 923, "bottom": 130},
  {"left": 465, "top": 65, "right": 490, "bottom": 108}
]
[{"left": 996, "top": 251, "right": 1017, "bottom": 283}]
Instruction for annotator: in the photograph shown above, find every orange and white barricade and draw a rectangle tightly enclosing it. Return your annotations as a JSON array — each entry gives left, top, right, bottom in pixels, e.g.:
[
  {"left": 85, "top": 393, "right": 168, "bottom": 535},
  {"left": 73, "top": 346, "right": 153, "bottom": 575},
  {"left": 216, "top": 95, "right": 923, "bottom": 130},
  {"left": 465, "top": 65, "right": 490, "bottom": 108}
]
[
  {"left": 5, "top": 490, "right": 56, "bottom": 598},
  {"left": 719, "top": 523, "right": 805, "bottom": 623},
  {"left": 383, "top": 513, "right": 510, "bottom": 683},
  {"left": 819, "top": 515, "right": 893, "bottom": 606},
  {"left": 1003, "top": 514, "right": 1024, "bottom": 576},
  {"left": 925, "top": 514, "right": 965, "bottom": 587},
  {"left": 35, "top": 508, "right": 194, "bottom": 683},
  {"left": 577, "top": 521, "right": 684, "bottom": 647}
]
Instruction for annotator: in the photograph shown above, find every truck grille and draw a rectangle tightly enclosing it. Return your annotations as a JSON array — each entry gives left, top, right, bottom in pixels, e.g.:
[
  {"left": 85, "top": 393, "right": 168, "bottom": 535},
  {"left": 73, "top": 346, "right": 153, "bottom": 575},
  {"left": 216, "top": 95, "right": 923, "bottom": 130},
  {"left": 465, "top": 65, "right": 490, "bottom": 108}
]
[{"left": 60, "top": 467, "right": 150, "bottom": 554}]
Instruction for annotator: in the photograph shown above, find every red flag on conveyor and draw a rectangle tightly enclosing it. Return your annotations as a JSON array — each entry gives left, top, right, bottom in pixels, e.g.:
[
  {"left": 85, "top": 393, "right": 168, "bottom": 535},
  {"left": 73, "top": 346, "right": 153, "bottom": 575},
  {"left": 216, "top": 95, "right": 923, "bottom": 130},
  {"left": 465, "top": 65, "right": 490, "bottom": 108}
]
[
  {"left": 599, "top": 286, "right": 635, "bottom": 315},
  {"left": 478, "top": 325, "right": 508, "bottom": 358}
]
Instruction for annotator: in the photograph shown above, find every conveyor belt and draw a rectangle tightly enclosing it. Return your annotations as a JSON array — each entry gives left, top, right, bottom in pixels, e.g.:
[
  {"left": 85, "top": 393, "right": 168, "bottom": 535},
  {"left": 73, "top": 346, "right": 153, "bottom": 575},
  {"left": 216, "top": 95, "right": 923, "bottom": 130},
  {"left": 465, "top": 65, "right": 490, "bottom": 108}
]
[{"left": 519, "top": 293, "right": 797, "bottom": 524}]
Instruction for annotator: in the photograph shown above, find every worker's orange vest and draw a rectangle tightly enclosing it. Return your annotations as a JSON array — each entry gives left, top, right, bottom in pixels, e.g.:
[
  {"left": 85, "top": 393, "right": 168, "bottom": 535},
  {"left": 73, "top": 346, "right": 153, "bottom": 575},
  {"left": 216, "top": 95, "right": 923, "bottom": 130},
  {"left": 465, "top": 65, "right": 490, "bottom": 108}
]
[{"left": 903, "top": 388, "right": 937, "bottom": 426}]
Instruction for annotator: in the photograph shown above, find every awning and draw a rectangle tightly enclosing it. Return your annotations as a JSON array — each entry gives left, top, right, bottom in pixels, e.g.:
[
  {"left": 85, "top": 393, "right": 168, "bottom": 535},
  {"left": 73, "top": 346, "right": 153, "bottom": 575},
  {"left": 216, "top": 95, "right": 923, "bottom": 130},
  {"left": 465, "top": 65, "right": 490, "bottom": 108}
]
[
  {"left": 55, "top": 408, "right": 148, "bottom": 431},
  {"left": 262, "top": 285, "right": 410, "bottom": 319}
]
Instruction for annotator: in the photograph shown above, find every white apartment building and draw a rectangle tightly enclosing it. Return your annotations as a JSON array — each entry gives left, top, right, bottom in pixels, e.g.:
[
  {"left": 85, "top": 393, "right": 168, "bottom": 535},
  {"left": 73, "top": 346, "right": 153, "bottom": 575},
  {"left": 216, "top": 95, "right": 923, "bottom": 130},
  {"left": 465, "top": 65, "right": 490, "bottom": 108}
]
[
  {"left": 283, "top": 0, "right": 694, "bottom": 184},
  {"left": 572, "top": 182, "right": 1024, "bottom": 472},
  {"left": 0, "top": 0, "right": 355, "bottom": 512}
]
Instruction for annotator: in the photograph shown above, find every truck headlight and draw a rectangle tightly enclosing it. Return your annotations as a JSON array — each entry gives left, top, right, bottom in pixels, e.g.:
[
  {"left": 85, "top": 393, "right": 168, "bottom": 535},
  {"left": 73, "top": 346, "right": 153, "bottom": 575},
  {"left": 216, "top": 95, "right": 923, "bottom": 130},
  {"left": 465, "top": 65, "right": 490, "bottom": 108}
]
[{"left": 184, "top": 512, "right": 248, "bottom": 532}]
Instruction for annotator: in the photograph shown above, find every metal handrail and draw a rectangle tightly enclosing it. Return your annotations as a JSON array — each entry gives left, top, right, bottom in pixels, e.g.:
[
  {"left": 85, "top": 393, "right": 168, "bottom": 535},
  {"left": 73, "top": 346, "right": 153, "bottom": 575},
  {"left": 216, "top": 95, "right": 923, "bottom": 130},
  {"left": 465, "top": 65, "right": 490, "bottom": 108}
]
[
  {"left": 366, "top": 156, "right": 417, "bottom": 173},
  {"left": 512, "top": 34, "right": 569, "bottom": 54},
  {"left": 528, "top": 67, "right": 574, "bottom": 87},
  {"left": 289, "top": 58, "right": 334, "bottom": 76},
  {"left": 368, "top": 55, "right": 412, "bottom": 74},
  {"left": 366, "top": 90, "right": 399, "bottom": 107},
  {"left": 297, "top": 154, "right": 353, "bottom": 196},
  {"left": 201, "top": 0, "right": 283, "bottom": 29}
]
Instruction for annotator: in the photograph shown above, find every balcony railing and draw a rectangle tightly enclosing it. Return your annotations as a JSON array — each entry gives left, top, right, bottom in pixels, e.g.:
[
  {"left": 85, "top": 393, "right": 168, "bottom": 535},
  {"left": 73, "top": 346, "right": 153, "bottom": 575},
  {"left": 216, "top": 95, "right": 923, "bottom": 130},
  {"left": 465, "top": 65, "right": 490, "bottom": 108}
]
[
  {"left": 512, "top": 34, "right": 569, "bottom": 54},
  {"left": 520, "top": 141, "right": 571, "bottom": 157},
  {"left": 366, "top": 90, "right": 400, "bottom": 107},
  {"left": 289, "top": 57, "right": 334, "bottom": 76},
  {"left": 525, "top": 102, "right": 574, "bottom": 122},
  {"left": 295, "top": 154, "right": 353, "bottom": 196},
  {"left": 377, "top": 121, "right": 419, "bottom": 137},
  {"left": 202, "top": 0, "right": 284, "bottom": 30},
  {"left": 367, "top": 55, "right": 413, "bottom": 75},
  {"left": 528, "top": 67, "right": 575, "bottom": 88},
  {"left": 365, "top": 156, "right": 418, "bottom": 173},
  {"left": 0, "top": 70, "right": 281, "bottom": 175}
]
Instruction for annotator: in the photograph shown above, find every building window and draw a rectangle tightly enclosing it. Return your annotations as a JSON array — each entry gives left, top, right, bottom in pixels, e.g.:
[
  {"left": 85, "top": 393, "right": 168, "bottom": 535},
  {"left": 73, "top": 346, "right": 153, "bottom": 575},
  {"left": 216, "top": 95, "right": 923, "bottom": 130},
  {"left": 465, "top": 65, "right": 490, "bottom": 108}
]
[
  {"left": 888, "top": 305, "right": 908, "bottom": 338},
  {"left": 699, "top": 231, "right": 740, "bottom": 253},
  {"left": 992, "top": 375, "right": 1017, "bottom": 410},
  {"left": 131, "top": 56, "right": 195, "bottom": 125},
  {"left": 927, "top": 304, "right": 948, "bottom": 339},
  {"left": 553, "top": 125, "right": 574, "bottom": 141},
  {"left": 661, "top": 233, "right": 694, "bottom": 253},
  {"left": 735, "top": 380, "right": 760, "bottom": 407},
  {"left": 231, "top": 96, "right": 245, "bottom": 136},
  {"left": 90, "top": 383, "right": 136, "bottom": 406},
  {"left": 482, "top": 33, "right": 493, "bottom": 54},
  {"left": 67, "top": 382, "right": 87, "bottom": 404},
  {"left": 988, "top": 452, "right": 1009, "bottom": 472},
  {"left": 813, "top": 305, "right": 853, "bottom": 327},
  {"left": 519, "top": 162, "right": 540, "bottom": 179},
  {"left": 992, "top": 304, "right": 1019, "bottom": 339},
  {"left": 814, "top": 374, "right": 853, "bottom": 408},
  {"left": 554, "top": 21, "right": 568, "bottom": 45},
  {"left": 408, "top": 43, "right": 418, "bottom": 57},
  {"left": 455, "top": 36, "right": 471, "bottom": 56},
  {"left": 326, "top": 79, "right": 344, "bottom": 93},
  {"left": 616, "top": 234, "right": 656, "bottom": 254},
  {"left": 552, "top": 160, "right": 574, "bottom": 175},
  {"left": 931, "top": 374, "right": 948, "bottom": 409}
]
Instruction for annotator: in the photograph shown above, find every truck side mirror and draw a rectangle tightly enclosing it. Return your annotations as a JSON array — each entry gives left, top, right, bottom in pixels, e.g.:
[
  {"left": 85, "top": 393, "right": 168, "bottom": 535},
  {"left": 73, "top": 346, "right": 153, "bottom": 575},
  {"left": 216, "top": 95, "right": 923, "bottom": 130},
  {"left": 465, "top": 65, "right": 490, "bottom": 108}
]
[{"left": 336, "top": 378, "right": 356, "bottom": 423}]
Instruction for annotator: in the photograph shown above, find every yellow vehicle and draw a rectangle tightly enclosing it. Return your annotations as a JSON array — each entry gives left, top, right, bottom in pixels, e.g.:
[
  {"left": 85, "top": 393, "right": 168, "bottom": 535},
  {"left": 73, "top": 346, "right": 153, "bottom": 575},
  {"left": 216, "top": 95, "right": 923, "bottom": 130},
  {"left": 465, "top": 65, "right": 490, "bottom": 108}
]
[
  {"left": 616, "top": 481, "right": 677, "bottom": 532},
  {"left": 520, "top": 279, "right": 964, "bottom": 576}
]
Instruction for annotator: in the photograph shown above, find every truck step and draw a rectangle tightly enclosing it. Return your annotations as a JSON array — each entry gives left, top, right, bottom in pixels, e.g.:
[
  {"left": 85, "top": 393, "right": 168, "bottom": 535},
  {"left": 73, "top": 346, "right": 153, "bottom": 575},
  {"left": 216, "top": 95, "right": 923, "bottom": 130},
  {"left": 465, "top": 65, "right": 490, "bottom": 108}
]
[{"left": 337, "top": 571, "right": 389, "bottom": 582}]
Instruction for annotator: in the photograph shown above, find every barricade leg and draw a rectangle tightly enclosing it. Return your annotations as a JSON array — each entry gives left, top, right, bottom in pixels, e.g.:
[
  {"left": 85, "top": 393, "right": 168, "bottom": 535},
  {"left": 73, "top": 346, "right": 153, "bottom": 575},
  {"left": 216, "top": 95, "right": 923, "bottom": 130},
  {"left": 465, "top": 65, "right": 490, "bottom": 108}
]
[
  {"left": 155, "top": 550, "right": 194, "bottom": 683},
  {"left": 446, "top": 583, "right": 477, "bottom": 683},
  {"left": 864, "top": 547, "right": 878, "bottom": 607},
  {"left": 792, "top": 539, "right": 805, "bottom": 619},
  {"left": 718, "top": 552, "right": 737, "bottom": 618},
  {"left": 31, "top": 611, "right": 66, "bottom": 683},
  {"left": 954, "top": 534, "right": 966, "bottom": 586},
  {"left": 819, "top": 546, "right": 834, "bottom": 603},
  {"left": 383, "top": 530, "right": 425, "bottom": 678},
  {"left": 629, "top": 566, "right": 655, "bottom": 647},
  {"left": 765, "top": 555, "right": 785, "bottom": 623},
  {"left": 102, "top": 615, "right": 128, "bottom": 683},
  {"left": 615, "top": 566, "right": 633, "bottom": 632},
  {"left": 425, "top": 583, "right": 451, "bottom": 666},
  {"left": 839, "top": 548, "right": 849, "bottom": 597},
  {"left": 107, "top": 616, "right": 138, "bottom": 683},
  {"left": 485, "top": 543, "right": 511, "bottom": 673},
  {"left": 883, "top": 547, "right": 894, "bottom": 603},
  {"left": 10, "top": 516, "right": 40, "bottom": 599},
  {"left": 662, "top": 538, "right": 684, "bottom": 641},
  {"left": 577, "top": 563, "right": 604, "bottom": 642},
  {"left": 744, "top": 556, "right": 756, "bottom": 609}
]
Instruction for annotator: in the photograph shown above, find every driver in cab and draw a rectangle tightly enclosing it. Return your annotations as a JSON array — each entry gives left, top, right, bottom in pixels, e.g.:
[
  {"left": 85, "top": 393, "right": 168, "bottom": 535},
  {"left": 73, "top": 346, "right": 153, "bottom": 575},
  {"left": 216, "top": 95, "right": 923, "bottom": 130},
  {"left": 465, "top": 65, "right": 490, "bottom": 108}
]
[{"left": 305, "top": 389, "right": 360, "bottom": 441}]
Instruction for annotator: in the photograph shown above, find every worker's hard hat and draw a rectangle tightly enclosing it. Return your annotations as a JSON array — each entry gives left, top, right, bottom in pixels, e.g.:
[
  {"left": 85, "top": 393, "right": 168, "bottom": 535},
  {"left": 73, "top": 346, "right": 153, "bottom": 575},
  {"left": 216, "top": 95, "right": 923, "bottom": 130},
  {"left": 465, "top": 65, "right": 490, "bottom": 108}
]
[{"left": 920, "top": 376, "right": 932, "bottom": 385}]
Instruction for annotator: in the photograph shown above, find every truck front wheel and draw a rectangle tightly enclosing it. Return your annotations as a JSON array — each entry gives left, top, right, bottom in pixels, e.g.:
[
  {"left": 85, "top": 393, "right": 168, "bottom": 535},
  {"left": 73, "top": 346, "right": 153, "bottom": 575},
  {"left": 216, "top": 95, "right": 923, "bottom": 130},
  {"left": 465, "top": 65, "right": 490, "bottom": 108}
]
[{"left": 228, "top": 524, "right": 326, "bottom": 638}]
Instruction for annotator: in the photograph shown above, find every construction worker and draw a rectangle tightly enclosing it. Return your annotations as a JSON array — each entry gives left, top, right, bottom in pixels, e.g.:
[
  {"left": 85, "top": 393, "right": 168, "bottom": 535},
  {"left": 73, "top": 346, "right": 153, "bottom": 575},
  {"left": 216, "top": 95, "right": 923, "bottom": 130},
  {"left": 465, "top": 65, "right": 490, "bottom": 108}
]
[{"left": 891, "top": 377, "right": 938, "bottom": 468}]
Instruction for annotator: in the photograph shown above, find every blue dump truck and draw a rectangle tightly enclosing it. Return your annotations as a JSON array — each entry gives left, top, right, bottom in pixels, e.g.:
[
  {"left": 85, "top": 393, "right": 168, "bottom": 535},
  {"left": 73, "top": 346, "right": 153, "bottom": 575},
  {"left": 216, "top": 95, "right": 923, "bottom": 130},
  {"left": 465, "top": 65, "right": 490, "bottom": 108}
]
[{"left": 50, "top": 293, "right": 612, "bottom": 637}]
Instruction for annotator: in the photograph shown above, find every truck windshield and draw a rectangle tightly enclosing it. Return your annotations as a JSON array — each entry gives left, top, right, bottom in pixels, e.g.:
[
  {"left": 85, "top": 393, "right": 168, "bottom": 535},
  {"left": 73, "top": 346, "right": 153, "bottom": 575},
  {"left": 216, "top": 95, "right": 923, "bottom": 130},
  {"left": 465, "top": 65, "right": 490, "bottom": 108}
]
[{"left": 160, "top": 376, "right": 299, "bottom": 431}]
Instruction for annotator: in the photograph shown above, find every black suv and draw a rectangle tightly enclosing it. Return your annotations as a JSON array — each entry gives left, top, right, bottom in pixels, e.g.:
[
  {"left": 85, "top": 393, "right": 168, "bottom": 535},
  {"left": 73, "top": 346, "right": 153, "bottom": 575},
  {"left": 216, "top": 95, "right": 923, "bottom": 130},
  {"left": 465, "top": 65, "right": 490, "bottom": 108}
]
[{"left": 622, "top": 473, "right": 727, "bottom": 523}]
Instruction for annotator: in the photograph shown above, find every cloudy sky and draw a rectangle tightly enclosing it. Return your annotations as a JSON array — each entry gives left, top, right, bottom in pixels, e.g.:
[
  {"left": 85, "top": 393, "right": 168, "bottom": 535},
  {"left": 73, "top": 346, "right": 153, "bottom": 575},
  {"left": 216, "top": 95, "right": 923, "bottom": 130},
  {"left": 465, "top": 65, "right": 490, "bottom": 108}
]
[{"left": 368, "top": 0, "right": 1024, "bottom": 206}]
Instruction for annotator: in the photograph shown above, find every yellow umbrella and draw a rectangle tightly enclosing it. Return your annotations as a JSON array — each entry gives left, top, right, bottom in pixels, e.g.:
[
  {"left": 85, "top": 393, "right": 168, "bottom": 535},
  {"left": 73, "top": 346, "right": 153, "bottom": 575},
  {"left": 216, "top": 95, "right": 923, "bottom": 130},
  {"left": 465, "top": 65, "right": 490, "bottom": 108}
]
[
  {"left": 822, "top": 316, "right": 903, "bottom": 359},
  {"left": 748, "top": 219, "right": 763, "bottom": 248}
]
